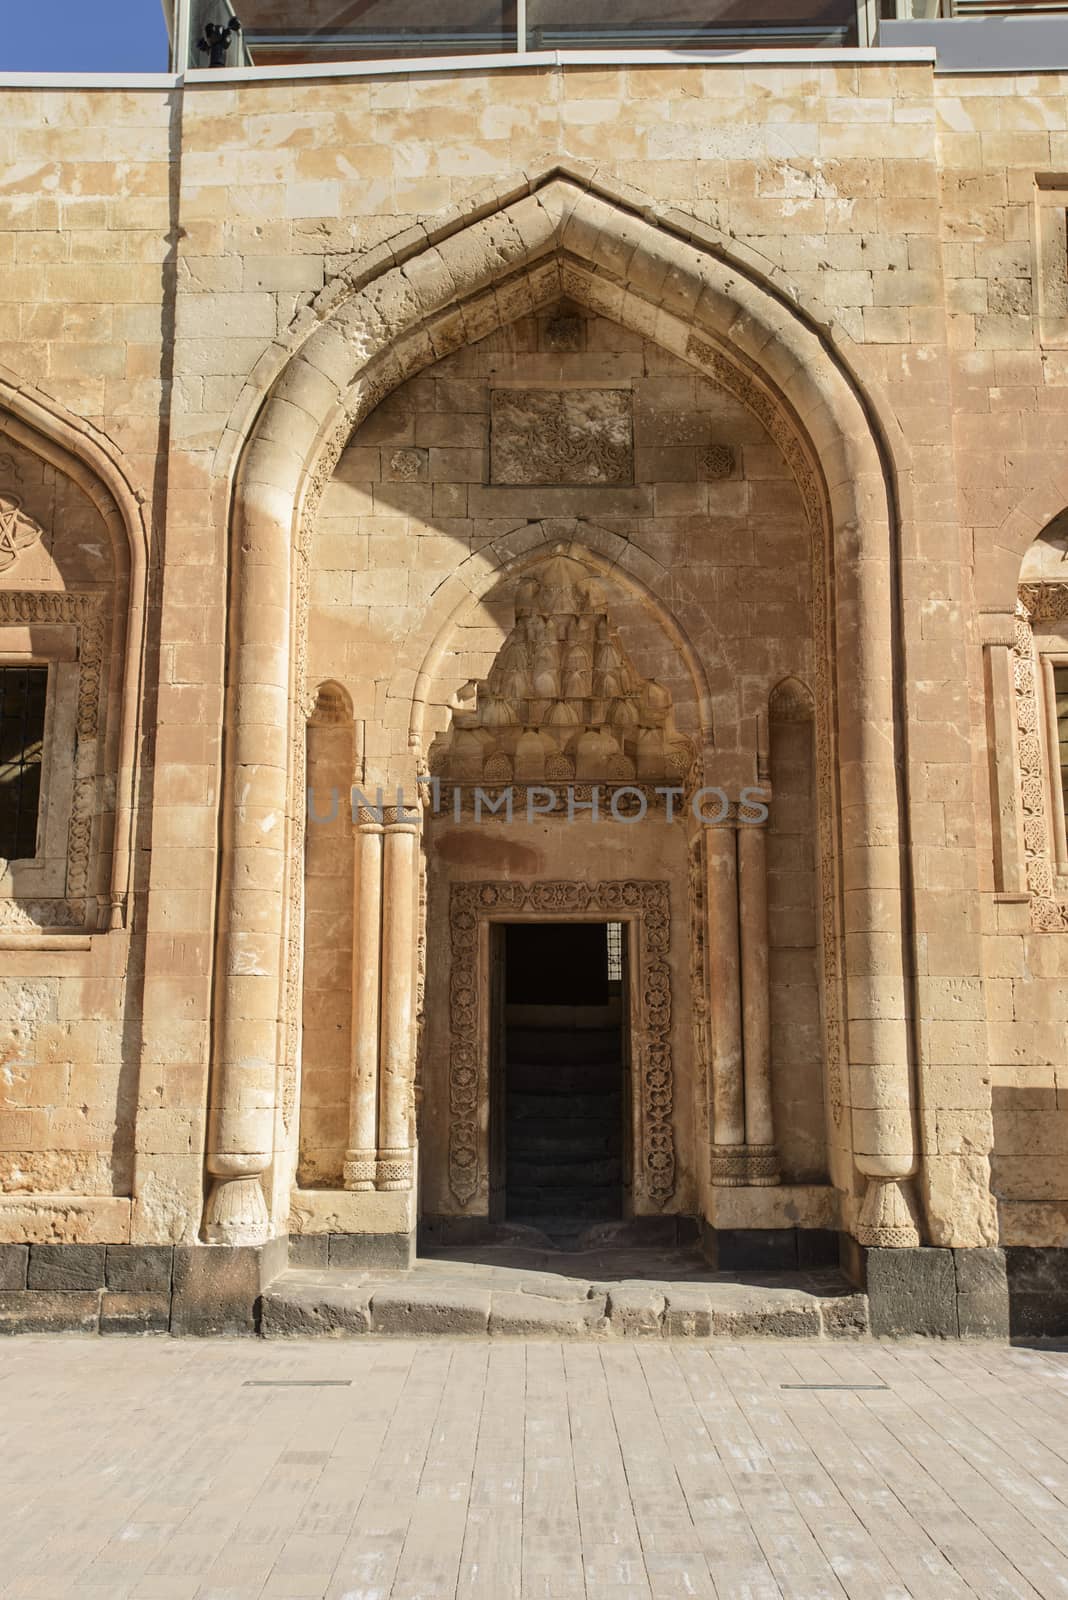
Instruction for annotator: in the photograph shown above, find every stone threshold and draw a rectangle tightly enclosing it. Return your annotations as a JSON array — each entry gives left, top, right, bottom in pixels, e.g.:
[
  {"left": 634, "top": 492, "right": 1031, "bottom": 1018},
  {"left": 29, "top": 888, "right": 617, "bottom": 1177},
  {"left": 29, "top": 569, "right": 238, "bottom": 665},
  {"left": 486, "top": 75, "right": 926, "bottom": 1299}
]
[{"left": 261, "top": 1254, "right": 869, "bottom": 1340}]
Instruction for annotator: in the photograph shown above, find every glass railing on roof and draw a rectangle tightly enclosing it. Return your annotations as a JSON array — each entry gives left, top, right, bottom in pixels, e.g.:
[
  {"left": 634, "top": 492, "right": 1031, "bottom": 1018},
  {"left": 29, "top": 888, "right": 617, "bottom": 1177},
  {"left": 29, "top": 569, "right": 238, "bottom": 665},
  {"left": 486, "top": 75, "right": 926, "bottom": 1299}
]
[{"left": 184, "top": 0, "right": 861, "bottom": 69}]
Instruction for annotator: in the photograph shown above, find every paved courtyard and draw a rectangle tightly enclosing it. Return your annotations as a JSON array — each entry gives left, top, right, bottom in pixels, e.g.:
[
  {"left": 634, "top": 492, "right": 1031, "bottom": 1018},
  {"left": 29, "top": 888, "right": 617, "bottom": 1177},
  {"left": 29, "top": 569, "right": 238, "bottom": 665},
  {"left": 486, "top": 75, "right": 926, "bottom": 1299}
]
[{"left": 1, "top": 1339, "right": 1068, "bottom": 1600}]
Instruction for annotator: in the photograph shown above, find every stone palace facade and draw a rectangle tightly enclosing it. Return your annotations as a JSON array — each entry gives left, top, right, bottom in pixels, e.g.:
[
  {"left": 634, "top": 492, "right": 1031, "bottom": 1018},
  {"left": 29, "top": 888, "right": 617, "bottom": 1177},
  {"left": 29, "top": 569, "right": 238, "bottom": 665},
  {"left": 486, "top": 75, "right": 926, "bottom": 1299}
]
[{"left": 0, "top": 33, "right": 1067, "bottom": 1334}]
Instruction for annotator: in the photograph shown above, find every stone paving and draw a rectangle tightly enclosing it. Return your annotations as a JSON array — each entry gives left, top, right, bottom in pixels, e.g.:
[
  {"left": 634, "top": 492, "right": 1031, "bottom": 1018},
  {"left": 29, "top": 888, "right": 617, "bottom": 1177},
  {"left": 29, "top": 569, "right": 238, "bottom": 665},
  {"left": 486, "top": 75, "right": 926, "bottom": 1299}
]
[
  {"left": 2, "top": 1338, "right": 1068, "bottom": 1599},
  {"left": 264, "top": 1244, "right": 868, "bottom": 1340}
]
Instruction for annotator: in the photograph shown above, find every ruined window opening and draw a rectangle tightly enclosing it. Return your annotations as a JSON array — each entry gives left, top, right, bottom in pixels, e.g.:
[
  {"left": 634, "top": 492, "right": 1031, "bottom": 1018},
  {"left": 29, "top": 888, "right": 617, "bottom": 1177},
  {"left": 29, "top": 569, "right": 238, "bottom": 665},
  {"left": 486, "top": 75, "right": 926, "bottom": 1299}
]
[{"left": 0, "top": 666, "right": 47, "bottom": 861}]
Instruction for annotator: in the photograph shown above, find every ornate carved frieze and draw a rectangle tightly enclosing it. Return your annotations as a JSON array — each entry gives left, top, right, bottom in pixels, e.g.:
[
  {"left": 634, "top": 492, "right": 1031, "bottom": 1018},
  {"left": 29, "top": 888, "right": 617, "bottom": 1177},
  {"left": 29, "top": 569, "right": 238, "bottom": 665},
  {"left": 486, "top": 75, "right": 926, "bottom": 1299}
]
[
  {"left": 490, "top": 389, "right": 633, "bottom": 485},
  {"left": 687, "top": 834, "right": 711, "bottom": 1115},
  {"left": 708, "top": 1143, "right": 781, "bottom": 1187},
  {"left": 1014, "top": 583, "right": 1068, "bottom": 932},
  {"left": 448, "top": 879, "right": 675, "bottom": 1211},
  {"left": 428, "top": 549, "right": 694, "bottom": 793}
]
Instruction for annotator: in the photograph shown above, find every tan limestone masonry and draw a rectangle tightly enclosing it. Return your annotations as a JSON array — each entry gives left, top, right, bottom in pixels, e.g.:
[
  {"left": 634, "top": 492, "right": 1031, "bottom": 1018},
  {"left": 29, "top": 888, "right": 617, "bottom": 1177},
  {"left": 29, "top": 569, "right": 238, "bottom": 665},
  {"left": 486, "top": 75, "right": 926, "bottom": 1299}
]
[{"left": 0, "top": 59, "right": 1064, "bottom": 1257}]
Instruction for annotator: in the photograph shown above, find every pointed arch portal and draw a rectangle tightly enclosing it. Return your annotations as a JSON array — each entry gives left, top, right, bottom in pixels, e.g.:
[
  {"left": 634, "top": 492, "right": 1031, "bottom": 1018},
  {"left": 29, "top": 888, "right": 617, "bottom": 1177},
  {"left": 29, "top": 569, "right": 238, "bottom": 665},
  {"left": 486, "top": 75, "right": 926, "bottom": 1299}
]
[{"left": 206, "top": 171, "right": 920, "bottom": 1257}]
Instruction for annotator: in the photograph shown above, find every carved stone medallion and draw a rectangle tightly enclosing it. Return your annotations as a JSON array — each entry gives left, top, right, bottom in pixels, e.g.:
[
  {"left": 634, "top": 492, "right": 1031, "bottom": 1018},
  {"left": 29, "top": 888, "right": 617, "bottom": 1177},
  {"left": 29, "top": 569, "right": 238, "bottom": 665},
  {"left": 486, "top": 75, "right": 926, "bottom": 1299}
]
[{"left": 0, "top": 494, "right": 43, "bottom": 573}]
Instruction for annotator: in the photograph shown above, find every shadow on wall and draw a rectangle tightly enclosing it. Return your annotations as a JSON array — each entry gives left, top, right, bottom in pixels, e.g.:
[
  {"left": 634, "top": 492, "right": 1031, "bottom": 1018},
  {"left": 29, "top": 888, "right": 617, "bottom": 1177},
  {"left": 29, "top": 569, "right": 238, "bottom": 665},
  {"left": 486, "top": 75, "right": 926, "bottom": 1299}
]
[{"left": 991, "top": 1083, "right": 1068, "bottom": 1338}]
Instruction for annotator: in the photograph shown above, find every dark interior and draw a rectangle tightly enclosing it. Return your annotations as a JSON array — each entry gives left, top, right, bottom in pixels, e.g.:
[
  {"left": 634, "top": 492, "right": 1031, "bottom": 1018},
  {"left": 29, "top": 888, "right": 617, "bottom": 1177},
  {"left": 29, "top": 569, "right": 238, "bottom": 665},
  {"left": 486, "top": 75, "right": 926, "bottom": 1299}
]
[{"left": 502, "top": 921, "right": 625, "bottom": 1235}]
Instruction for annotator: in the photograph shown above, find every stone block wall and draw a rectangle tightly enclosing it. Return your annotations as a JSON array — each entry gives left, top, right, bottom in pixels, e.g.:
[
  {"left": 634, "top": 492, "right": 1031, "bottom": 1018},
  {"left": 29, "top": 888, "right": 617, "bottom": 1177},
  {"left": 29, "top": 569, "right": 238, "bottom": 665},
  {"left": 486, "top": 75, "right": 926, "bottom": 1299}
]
[{"left": 0, "top": 56, "right": 1063, "bottom": 1274}]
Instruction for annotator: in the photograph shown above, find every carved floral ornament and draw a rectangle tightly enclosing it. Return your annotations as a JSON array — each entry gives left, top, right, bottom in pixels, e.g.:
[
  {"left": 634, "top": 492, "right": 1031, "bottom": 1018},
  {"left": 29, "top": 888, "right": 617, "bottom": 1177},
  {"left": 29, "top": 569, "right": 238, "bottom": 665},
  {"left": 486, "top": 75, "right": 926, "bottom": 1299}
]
[
  {"left": 427, "top": 550, "right": 695, "bottom": 793},
  {"left": 1015, "top": 582, "right": 1068, "bottom": 932}
]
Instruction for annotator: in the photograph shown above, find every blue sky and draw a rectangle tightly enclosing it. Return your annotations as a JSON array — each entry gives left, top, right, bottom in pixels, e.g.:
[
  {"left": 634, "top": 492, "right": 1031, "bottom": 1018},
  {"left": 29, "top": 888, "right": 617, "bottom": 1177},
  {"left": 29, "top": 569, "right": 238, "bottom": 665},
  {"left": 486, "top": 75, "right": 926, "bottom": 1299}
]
[{"left": 2, "top": 0, "right": 171, "bottom": 72}]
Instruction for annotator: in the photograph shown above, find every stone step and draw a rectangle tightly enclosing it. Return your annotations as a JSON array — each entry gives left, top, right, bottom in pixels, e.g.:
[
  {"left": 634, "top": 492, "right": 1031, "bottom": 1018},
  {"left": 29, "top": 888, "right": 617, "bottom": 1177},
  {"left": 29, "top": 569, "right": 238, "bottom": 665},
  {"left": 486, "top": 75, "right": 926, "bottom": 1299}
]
[
  {"left": 261, "top": 1264, "right": 869, "bottom": 1341},
  {"left": 505, "top": 1186, "right": 621, "bottom": 1218},
  {"left": 507, "top": 1029, "right": 621, "bottom": 1066},
  {"left": 504, "top": 1215, "right": 603, "bottom": 1246},
  {"left": 507, "top": 1061, "right": 622, "bottom": 1094},
  {"left": 507, "top": 1091, "right": 622, "bottom": 1121},
  {"left": 507, "top": 1156, "right": 623, "bottom": 1188},
  {"left": 506, "top": 1126, "right": 619, "bottom": 1160}
]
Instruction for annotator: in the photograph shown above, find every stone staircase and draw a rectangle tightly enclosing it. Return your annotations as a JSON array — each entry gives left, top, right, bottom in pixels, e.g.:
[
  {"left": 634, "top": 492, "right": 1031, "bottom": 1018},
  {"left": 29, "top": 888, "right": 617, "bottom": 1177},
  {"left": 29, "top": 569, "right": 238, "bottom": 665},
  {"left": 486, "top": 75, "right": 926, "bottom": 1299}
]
[
  {"left": 505, "top": 1018, "right": 623, "bottom": 1236},
  {"left": 261, "top": 1234, "right": 868, "bottom": 1340}
]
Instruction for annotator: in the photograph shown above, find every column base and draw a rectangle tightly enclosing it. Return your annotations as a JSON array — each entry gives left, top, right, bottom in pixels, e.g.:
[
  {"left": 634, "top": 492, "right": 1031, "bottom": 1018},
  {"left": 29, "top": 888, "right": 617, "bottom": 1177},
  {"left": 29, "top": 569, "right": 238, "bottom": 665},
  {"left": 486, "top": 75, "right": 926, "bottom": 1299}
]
[
  {"left": 709, "top": 1145, "right": 781, "bottom": 1187},
  {"left": 855, "top": 1175, "right": 921, "bottom": 1248},
  {"left": 342, "top": 1150, "right": 376, "bottom": 1192},
  {"left": 202, "top": 1173, "right": 270, "bottom": 1247},
  {"left": 375, "top": 1148, "right": 414, "bottom": 1191}
]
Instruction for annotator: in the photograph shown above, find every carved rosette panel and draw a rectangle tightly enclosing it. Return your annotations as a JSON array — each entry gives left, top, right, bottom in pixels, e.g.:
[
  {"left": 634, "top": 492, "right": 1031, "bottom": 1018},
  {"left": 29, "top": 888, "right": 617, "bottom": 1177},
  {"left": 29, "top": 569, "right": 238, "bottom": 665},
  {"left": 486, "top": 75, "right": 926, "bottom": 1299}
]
[
  {"left": 0, "top": 590, "right": 104, "bottom": 929},
  {"left": 490, "top": 389, "right": 633, "bottom": 485},
  {"left": 448, "top": 879, "right": 675, "bottom": 1210},
  {"left": 1015, "top": 584, "right": 1068, "bottom": 933}
]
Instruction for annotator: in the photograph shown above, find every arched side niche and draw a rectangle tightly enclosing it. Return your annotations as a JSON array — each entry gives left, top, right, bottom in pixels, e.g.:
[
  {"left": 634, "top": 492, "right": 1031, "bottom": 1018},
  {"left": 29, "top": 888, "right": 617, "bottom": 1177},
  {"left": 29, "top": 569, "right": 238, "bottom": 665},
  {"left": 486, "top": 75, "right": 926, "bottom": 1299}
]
[
  {"left": 0, "top": 378, "right": 146, "bottom": 933},
  {"left": 766, "top": 676, "right": 827, "bottom": 1183},
  {"left": 210, "top": 174, "right": 914, "bottom": 1254}
]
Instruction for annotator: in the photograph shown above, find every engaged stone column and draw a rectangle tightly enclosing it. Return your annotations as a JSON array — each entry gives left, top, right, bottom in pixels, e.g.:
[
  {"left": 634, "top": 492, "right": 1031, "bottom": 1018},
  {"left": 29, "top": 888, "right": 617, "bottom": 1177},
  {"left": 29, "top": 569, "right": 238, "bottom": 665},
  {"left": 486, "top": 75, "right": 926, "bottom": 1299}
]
[
  {"left": 204, "top": 465, "right": 296, "bottom": 1246},
  {"left": 343, "top": 818, "right": 383, "bottom": 1191},
  {"left": 376, "top": 813, "right": 419, "bottom": 1191},
  {"left": 707, "top": 825, "right": 746, "bottom": 1184},
  {"left": 738, "top": 821, "right": 780, "bottom": 1185},
  {"left": 840, "top": 555, "right": 919, "bottom": 1248}
]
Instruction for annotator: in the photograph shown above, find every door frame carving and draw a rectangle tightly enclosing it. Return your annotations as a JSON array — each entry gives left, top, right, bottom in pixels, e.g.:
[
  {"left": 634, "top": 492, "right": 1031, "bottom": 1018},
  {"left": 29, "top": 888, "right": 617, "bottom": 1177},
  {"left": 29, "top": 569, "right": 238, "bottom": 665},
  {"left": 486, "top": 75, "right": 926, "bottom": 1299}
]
[{"left": 447, "top": 879, "right": 674, "bottom": 1213}]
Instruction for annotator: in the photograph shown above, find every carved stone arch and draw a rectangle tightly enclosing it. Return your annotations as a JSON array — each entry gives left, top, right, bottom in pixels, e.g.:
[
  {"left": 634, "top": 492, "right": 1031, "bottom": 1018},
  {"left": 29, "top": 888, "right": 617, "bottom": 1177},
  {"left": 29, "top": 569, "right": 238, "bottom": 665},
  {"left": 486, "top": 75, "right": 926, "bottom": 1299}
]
[
  {"left": 209, "top": 171, "right": 915, "bottom": 1250},
  {"left": 769, "top": 675, "right": 816, "bottom": 725},
  {"left": 399, "top": 522, "right": 716, "bottom": 769},
  {"left": 0, "top": 371, "right": 148, "bottom": 930},
  {"left": 215, "top": 162, "right": 918, "bottom": 531},
  {"left": 979, "top": 467, "right": 1068, "bottom": 613},
  {"left": 307, "top": 679, "right": 353, "bottom": 727}
]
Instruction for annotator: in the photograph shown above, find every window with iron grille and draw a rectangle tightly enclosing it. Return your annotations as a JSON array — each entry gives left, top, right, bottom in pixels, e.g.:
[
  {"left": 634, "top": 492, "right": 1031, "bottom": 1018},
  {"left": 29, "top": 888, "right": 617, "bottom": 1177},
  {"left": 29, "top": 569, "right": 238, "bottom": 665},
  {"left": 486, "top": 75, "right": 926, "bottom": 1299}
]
[
  {"left": 0, "top": 666, "right": 47, "bottom": 861},
  {"left": 606, "top": 921, "right": 623, "bottom": 984}
]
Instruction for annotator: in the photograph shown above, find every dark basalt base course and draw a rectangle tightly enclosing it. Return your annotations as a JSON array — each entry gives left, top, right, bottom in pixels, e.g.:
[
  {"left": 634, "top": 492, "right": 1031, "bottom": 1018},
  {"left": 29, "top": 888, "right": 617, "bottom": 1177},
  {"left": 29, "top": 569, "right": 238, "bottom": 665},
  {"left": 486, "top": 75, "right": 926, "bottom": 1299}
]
[{"left": 0, "top": 1237, "right": 1064, "bottom": 1338}]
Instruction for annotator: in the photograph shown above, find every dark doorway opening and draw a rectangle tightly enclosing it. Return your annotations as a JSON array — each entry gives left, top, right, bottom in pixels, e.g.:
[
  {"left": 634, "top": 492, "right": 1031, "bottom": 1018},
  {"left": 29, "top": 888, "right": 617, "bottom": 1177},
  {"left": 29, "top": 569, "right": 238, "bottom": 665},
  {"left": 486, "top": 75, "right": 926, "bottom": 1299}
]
[{"left": 497, "top": 921, "right": 627, "bottom": 1234}]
